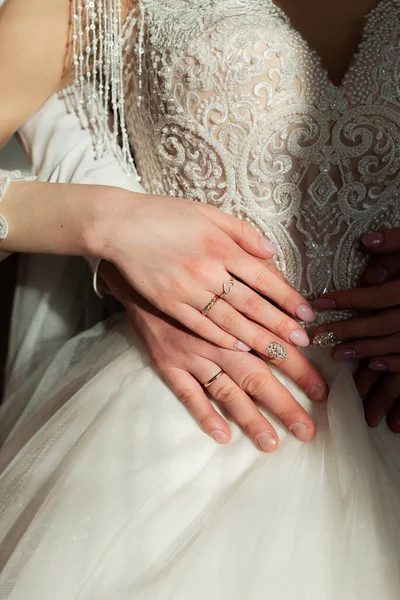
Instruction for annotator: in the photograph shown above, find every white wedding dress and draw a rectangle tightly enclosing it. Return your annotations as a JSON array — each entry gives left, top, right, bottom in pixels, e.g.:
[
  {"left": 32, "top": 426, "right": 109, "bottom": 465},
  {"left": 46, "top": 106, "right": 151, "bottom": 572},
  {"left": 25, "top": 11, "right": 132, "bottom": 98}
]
[{"left": 1, "top": 1, "right": 400, "bottom": 598}]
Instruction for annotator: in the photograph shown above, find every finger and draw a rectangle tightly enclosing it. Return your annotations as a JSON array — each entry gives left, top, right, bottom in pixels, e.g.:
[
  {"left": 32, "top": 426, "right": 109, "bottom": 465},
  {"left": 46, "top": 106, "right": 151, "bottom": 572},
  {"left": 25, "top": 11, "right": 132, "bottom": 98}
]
[
  {"left": 173, "top": 303, "right": 251, "bottom": 352},
  {"left": 192, "top": 357, "right": 279, "bottom": 452},
  {"left": 369, "top": 355, "right": 400, "bottom": 372},
  {"left": 218, "top": 352, "right": 315, "bottom": 442},
  {"left": 354, "top": 359, "right": 381, "bottom": 399},
  {"left": 331, "top": 332, "right": 400, "bottom": 362},
  {"left": 361, "top": 228, "right": 400, "bottom": 254},
  {"left": 162, "top": 366, "right": 232, "bottom": 443},
  {"left": 312, "top": 307, "right": 400, "bottom": 344},
  {"left": 387, "top": 387, "right": 400, "bottom": 433},
  {"left": 227, "top": 254, "right": 316, "bottom": 322},
  {"left": 195, "top": 292, "right": 310, "bottom": 355},
  {"left": 363, "top": 253, "right": 400, "bottom": 285},
  {"left": 315, "top": 279, "right": 400, "bottom": 310},
  {"left": 218, "top": 279, "right": 311, "bottom": 347},
  {"left": 196, "top": 203, "right": 278, "bottom": 260},
  {"left": 364, "top": 372, "right": 400, "bottom": 428}
]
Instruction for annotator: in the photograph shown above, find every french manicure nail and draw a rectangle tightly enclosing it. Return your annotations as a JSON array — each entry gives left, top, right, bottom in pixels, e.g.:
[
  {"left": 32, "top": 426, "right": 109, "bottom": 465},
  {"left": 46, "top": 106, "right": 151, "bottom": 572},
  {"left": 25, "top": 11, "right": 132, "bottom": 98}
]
[
  {"left": 296, "top": 304, "right": 315, "bottom": 322},
  {"left": 333, "top": 347, "right": 357, "bottom": 361},
  {"left": 369, "top": 359, "right": 388, "bottom": 371},
  {"left": 234, "top": 340, "right": 252, "bottom": 352},
  {"left": 312, "top": 331, "right": 337, "bottom": 347},
  {"left": 211, "top": 430, "right": 229, "bottom": 444},
  {"left": 314, "top": 298, "right": 337, "bottom": 310},
  {"left": 361, "top": 232, "right": 385, "bottom": 248},
  {"left": 363, "top": 266, "right": 389, "bottom": 285},
  {"left": 307, "top": 386, "right": 328, "bottom": 403},
  {"left": 290, "top": 423, "right": 312, "bottom": 442},
  {"left": 256, "top": 432, "right": 278, "bottom": 452},
  {"left": 260, "top": 238, "right": 278, "bottom": 254},
  {"left": 289, "top": 329, "right": 310, "bottom": 347}
]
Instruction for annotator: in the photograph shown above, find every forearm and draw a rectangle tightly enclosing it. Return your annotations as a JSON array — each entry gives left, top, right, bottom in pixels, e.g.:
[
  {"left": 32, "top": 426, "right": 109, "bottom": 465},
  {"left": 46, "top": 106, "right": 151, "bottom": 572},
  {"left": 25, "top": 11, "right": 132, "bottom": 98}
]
[{"left": 0, "top": 179, "right": 118, "bottom": 259}]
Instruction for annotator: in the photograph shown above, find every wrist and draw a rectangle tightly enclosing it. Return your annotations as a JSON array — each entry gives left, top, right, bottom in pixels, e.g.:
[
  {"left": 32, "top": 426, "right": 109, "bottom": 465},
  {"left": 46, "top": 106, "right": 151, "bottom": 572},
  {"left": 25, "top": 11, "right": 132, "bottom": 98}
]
[{"left": 88, "top": 186, "right": 141, "bottom": 264}]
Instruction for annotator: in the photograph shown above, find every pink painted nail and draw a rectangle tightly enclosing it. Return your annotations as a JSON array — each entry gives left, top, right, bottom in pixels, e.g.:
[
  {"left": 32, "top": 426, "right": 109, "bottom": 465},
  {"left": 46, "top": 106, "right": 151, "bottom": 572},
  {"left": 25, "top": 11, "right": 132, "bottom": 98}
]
[
  {"left": 369, "top": 359, "right": 388, "bottom": 371},
  {"left": 363, "top": 266, "right": 389, "bottom": 285},
  {"left": 361, "top": 232, "right": 385, "bottom": 248},
  {"left": 256, "top": 432, "right": 278, "bottom": 452},
  {"left": 333, "top": 347, "right": 357, "bottom": 361},
  {"left": 289, "top": 329, "right": 310, "bottom": 347},
  {"left": 296, "top": 304, "right": 315, "bottom": 322},
  {"left": 211, "top": 430, "right": 229, "bottom": 444},
  {"left": 314, "top": 298, "right": 337, "bottom": 310},
  {"left": 234, "top": 340, "right": 252, "bottom": 352},
  {"left": 260, "top": 238, "right": 277, "bottom": 254},
  {"left": 290, "top": 423, "right": 312, "bottom": 442}
]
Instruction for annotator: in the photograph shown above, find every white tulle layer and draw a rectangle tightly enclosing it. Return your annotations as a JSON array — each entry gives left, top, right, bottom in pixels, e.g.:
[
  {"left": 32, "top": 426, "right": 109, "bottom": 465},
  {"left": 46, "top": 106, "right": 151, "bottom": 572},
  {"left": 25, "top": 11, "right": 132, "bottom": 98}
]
[{"left": 0, "top": 315, "right": 399, "bottom": 600}]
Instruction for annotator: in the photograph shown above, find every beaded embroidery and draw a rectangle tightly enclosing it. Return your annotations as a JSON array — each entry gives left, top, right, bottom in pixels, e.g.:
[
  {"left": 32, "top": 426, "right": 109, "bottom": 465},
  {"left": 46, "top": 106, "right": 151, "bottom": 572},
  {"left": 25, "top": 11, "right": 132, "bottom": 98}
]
[{"left": 69, "top": 0, "right": 400, "bottom": 326}]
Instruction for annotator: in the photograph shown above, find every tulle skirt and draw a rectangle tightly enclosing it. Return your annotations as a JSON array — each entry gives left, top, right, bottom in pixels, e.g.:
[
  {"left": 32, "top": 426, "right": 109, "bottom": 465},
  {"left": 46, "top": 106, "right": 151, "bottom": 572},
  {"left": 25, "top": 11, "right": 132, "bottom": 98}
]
[{"left": 1, "top": 313, "right": 400, "bottom": 600}]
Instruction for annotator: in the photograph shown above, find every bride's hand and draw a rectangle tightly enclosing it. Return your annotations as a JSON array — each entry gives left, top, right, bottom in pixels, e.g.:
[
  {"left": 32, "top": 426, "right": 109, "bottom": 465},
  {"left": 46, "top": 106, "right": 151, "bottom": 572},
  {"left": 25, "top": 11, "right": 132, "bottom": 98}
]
[
  {"left": 99, "top": 262, "right": 328, "bottom": 450},
  {"left": 98, "top": 190, "right": 315, "bottom": 354},
  {"left": 312, "top": 228, "right": 400, "bottom": 430}
]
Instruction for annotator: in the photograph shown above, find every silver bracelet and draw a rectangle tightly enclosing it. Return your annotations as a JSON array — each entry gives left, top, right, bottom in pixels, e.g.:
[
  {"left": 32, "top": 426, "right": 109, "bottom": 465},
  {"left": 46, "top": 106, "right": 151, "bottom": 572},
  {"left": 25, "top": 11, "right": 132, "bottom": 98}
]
[{"left": 0, "top": 169, "right": 36, "bottom": 239}]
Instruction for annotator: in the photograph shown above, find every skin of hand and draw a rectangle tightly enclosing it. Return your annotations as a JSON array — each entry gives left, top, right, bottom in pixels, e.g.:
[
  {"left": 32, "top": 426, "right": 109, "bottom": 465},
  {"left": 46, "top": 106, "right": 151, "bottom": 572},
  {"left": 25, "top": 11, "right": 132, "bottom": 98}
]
[
  {"left": 96, "top": 189, "right": 316, "bottom": 354},
  {"left": 0, "top": 2, "right": 315, "bottom": 357},
  {"left": 99, "top": 261, "right": 329, "bottom": 451},
  {"left": 312, "top": 228, "right": 400, "bottom": 431}
]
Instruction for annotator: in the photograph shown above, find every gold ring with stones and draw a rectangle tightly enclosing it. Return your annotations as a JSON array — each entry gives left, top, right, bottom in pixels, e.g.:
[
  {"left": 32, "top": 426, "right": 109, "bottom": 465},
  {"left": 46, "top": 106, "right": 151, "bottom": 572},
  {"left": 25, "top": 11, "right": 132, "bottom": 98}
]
[
  {"left": 203, "top": 370, "right": 225, "bottom": 389},
  {"left": 266, "top": 342, "right": 287, "bottom": 360}
]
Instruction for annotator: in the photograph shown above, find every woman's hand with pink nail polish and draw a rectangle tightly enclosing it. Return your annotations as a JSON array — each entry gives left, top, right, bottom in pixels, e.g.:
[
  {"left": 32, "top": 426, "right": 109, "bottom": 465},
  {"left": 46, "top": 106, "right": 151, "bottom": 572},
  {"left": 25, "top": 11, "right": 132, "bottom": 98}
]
[{"left": 100, "top": 263, "right": 328, "bottom": 451}]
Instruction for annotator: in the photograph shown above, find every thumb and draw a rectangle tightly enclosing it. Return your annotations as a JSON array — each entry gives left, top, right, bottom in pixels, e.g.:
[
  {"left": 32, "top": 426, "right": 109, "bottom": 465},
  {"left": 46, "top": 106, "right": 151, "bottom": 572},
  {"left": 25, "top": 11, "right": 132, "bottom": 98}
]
[{"left": 197, "top": 203, "right": 277, "bottom": 259}]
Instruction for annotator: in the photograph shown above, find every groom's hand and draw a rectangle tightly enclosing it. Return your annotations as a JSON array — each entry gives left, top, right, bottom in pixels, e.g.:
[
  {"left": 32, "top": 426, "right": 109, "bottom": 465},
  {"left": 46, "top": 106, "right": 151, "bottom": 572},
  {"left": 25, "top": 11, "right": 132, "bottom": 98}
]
[
  {"left": 312, "top": 228, "right": 400, "bottom": 431},
  {"left": 98, "top": 261, "right": 328, "bottom": 452}
]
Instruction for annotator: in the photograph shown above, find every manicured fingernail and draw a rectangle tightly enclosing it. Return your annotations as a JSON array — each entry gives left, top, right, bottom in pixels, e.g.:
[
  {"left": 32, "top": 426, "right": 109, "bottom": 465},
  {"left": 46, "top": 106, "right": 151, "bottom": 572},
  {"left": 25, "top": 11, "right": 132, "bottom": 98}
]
[
  {"left": 369, "top": 359, "right": 388, "bottom": 371},
  {"left": 290, "top": 423, "right": 312, "bottom": 442},
  {"left": 363, "top": 266, "right": 389, "bottom": 285},
  {"left": 312, "top": 331, "right": 337, "bottom": 347},
  {"left": 362, "top": 232, "right": 384, "bottom": 248},
  {"left": 289, "top": 329, "right": 310, "bottom": 347},
  {"left": 260, "top": 238, "right": 277, "bottom": 254},
  {"left": 265, "top": 342, "right": 287, "bottom": 360},
  {"left": 234, "top": 340, "right": 252, "bottom": 352},
  {"left": 307, "top": 386, "right": 328, "bottom": 403},
  {"left": 296, "top": 304, "right": 315, "bottom": 322},
  {"left": 314, "top": 298, "right": 337, "bottom": 310},
  {"left": 256, "top": 432, "right": 277, "bottom": 452},
  {"left": 211, "top": 430, "right": 229, "bottom": 444},
  {"left": 333, "top": 347, "right": 357, "bottom": 361}
]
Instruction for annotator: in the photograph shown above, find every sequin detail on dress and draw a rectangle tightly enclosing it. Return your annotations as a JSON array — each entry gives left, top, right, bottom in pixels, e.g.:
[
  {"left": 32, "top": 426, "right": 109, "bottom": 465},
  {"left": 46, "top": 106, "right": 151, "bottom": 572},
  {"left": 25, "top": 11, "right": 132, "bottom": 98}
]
[{"left": 70, "top": 0, "right": 400, "bottom": 326}]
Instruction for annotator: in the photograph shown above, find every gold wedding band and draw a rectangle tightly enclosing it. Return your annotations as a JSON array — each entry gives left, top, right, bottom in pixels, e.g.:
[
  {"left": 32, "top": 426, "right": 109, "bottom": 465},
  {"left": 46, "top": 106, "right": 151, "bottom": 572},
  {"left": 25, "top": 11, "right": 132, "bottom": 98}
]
[
  {"left": 203, "top": 370, "right": 225, "bottom": 388},
  {"left": 201, "top": 279, "right": 236, "bottom": 316}
]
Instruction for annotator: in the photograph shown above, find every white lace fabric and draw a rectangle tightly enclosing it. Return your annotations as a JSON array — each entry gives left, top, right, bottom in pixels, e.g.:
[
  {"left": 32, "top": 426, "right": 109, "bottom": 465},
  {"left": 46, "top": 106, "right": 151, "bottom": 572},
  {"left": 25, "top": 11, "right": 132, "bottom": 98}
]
[{"left": 72, "top": 0, "right": 400, "bottom": 325}]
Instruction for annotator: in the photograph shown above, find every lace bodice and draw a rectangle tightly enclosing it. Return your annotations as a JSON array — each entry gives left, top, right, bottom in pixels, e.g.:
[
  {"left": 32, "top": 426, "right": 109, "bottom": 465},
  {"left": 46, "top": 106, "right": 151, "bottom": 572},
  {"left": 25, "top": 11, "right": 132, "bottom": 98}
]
[{"left": 74, "top": 0, "right": 400, "bottom": 325}]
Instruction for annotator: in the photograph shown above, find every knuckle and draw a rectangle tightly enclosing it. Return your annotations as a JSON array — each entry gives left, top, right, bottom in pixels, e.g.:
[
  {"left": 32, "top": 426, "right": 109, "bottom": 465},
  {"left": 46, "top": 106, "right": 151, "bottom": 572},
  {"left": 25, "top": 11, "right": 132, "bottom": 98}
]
[
  {"left": 242, "top": 372, "right": 271, "bottom": 398},
  {"left": 243, "top": 294, "right": 263, "bottom": 315},
  {"left": 252, "top": 330, "right": 268, "bottom": 351},
  {"left": 192, "top": 319, "right": 210, "bottom": 338},
  {"left": 219, "top": 310, "right": 238, "bottom": 331},
  {"left": 214, "top": 384, "right": 239, "bottom": 407},
  {"left": 273, "top": 318, "right": 289, "bottom": 339},
  {"left": 177, "top": 389, "right": 196, "bottom": 408},
  {"left": 254, "top": 271, "right": 271, "bottom": 292},
  {"left": 240, "top": 220, "right": 255, "bottom": 239}
]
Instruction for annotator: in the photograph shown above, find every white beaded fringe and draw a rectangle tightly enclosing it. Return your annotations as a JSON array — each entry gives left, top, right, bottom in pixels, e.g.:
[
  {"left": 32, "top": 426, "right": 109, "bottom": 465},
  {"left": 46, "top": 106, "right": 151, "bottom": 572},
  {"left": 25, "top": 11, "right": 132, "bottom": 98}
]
[{"left": 68, "top": 0, "right": 140, "bottom": 180}]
